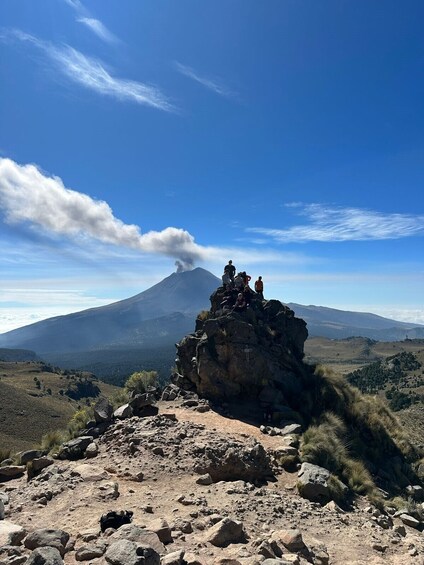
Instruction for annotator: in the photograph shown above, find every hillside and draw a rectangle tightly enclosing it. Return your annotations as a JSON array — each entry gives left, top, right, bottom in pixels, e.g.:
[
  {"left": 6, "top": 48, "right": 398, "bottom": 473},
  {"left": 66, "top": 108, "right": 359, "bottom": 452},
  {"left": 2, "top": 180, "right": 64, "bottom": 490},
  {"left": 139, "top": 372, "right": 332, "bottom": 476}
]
[{"left": 0, "top": 361, "right": 121, "bottom": 452}]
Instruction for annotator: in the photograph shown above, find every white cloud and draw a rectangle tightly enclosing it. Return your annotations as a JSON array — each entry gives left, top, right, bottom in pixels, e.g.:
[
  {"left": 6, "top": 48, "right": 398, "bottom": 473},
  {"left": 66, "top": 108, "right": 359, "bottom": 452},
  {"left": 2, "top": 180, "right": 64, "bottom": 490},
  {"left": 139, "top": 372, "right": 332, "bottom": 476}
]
[
  {"left": 64, "top": 0, "right": 118, "bottom": 44},
  {"left": 77, "top": 18, "right": 118, "bottom": 44},
  {"left": 2, "top": 30, "right": 173, "bottom": 111},
  {"left": 248, "top": 203, "right": 424, "bottom": 243},
  {"left": 174, "top": 61, "right": 235, "bottom": 98}
]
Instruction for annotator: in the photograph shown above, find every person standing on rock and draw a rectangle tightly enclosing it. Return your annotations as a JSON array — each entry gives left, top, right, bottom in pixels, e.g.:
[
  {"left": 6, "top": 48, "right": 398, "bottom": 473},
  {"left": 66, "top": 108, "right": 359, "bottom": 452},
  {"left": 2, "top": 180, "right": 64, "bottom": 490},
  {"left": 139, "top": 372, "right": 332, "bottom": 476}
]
[
  {"left": 224, "top": 260, "right": 236, "bottom": 283},
  {"left": 255, "top": 276, "right": 264, "bottom": 299}
]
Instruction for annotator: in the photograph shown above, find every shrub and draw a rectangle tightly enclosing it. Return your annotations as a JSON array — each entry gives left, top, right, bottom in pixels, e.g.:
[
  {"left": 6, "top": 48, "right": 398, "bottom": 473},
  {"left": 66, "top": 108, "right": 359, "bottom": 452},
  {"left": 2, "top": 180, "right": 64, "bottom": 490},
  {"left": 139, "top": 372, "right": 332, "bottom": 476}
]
[
  {"left": 0, "top": 448, "right": 11, "bottom": 464},
  {"left": 41, "top": 430, "right": 67, "bottom": 453},
  {"left": 197, "top": 310, "right": 210, "bottom": 322},
  {"left": 68, "top": 406, "right": 94, "bottom": 437},
  {"left": 111, "top": 389, "right": 130, "bottom": 409},
  {"left": 125, "top": 370, "right": 158, "bottom": 395}
]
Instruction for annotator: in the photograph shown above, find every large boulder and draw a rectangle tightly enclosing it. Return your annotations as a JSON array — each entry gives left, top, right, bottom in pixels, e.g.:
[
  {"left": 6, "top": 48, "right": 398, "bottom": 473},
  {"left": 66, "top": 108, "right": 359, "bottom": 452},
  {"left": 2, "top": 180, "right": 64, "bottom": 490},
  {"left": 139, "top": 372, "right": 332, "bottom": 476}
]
[
  {"left": 24, "top": 528, "right": 70, "bottom": 556},
  {"left": 105, "top": 539, "right": 160, "bottom": 565},
  {"left": 175, "top": 289, "right": 307, "bottom": 406},
  {"left": 297, "top": 463, "right": 332, "bottom": 504},
  {"left": 204, "top": 517, "right": 246, "bottom": 547},
  {"left": 58, "top": 436, "right": 93, "bottom": 460},
  {"left": 93, "top": 397, "right": 114, "bottom": 424},
  {"left": 26, "top": 546, "right": 64, "bottom": 565}
]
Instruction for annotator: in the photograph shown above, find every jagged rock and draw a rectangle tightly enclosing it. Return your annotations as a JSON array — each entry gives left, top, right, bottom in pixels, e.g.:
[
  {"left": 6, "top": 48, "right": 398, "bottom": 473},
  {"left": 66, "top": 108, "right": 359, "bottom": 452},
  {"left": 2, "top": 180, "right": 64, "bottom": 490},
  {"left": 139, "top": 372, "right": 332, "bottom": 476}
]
[
  {"left": 129, "top": 392, "right": 156, "bottom": 413},
  {"left": 17, "top": 450, "right": 43, "bottom": 465},
  {"left": 114, "top": 404, "right": 133, "bottom": 419},
  {"left": 105, "top": 539, "right": 160, "bottom": 565},
  {"left": 399, "top": 513, "right": 421, "bottom": 530},
  {"left": 84, "top": 442, "right": 99, "bottom": 458},
  {"left": 94, "top": 397, "right": 114, "bottom": 423},
  {"left": 74, "top": 464, "right": 110, "bottom": 482},
  {"left": 193, "top": 436, "right": 272, "bottom": 482},
  {"left": 0, "top": 521, "right": 25, "bottom": 546},
  {"left": 161, "top": 384, "right": 181, "bottom": 401},
  {"left": 31, "top": 457, "right": 54, "bottom": 473},
  {"left": 0, "top": 466, "right": 25, "bottom": 481},
  {"left": 297, "top": 463, "right": 331, "bottom": 504},
  {"left": 196, "top": 473, "right": 213, "bottom": 485},
  {"left": 24, "top": 528, "right": 70, "bottom": 556},
  {"left": 58, "top": 437, "right": 93, "bottom": 460},
  {"left": 176, "top": 291, "right": 307, "bottom": 404},
  {"left": 110, "top": 524, "right": 165, "bottom": 554},
  {"left": 271, "top": 529, "right": 306, "bottom": 553},
  {"left": 147, "top": 518, "right": 173, "bottom": 544},
  {"left": 204, "top": 517, "right": 246, "bottom": 547},
  {"left": 75, "top": 543, "right": 107, "bottom": 561},
  {"left": 161, "top": 549, "right": 185, "bottom": 564},
  {"left": 26, "top": 546, "right": 64, "bottom": 565},
  {"left": 279, "top": 423, "right": 302, "bottom": 435},
  {"left": 406, "top": 485, "right": 424, "bottom": 501}
]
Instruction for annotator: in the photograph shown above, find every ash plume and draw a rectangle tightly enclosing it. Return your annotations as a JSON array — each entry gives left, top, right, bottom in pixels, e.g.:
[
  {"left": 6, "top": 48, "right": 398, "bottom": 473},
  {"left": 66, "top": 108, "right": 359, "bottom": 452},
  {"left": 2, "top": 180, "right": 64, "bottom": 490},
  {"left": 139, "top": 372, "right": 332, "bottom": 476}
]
[{"left": 0, "top": 158, "right": 205, "bottom": 266}]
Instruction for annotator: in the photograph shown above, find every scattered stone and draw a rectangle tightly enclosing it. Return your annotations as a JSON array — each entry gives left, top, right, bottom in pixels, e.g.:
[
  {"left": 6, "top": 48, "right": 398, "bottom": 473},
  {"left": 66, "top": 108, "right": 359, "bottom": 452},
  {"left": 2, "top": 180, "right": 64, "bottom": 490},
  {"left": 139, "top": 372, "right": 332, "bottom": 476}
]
[
  {"left": 0, "top": 521, "right": 25, "bottom": 547},
  {"left": 271, "top": 529, "right": 306, "bottom": 553},
  {"left": 84, "top": 442, "right": 99, "bottom": 458},
  {"left": 110, "top": 524, "right": 165, "bottom": 554},
  {"left": 74, "top": 464, "right": 110, "bottom": 482},
  {"left": 58, "top": 437, "right": 93, "bottom": 461},
  {"left": 26, "top": 546, "right": 64, "bottom": 565},
  {"left": 105, "top": 539, "right": 160, "bottom": 565},
  {"left": 196, "top": 474, "right": 213, "bottom": 486},
  {"left": 24, "top": 528, "right": 70, "bottom": 556},
  {"left": 161, "top": 549, "right": 185, "bottom": 564},
  {"left": 204, "top": 517, "right": 246, "bottom": 547},
  {"left": 75, "top": 543, "right": 107, "bottom": 561},
  {"left": 0, "top": 466, "right": 25, "bottom": 482},
  {"left": 399, "top": 513, "right": 421, "bottom": 530},
  {"left": 148, "top": 518, "right": 173, "bottom": 544},
  {"left": 280, "top": 423, "right": 302, "bottom": 435},
  {"left": 94, "top": 397, "right": 114, "bottom": 423},
  {"left": 114, "top": 404, "right": 133, "bottom": 419},
  {"left": 17, "top": 450, "right": 43, "bottom": 465}
]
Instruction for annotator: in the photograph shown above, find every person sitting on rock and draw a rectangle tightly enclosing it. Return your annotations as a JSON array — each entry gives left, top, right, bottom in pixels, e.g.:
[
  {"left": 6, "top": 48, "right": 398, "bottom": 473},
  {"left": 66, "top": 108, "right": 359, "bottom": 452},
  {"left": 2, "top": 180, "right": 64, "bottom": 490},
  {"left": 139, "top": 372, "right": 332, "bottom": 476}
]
[
  {"left": 254, "top": 276, "right": 264, "bottom": 299},
  {"left": 222, "top": 270, "right": 231, "bottom": 290},
  {"left": 243, "top": 284, "right": 253, "bottom": 307},
  {"left": 224, "top": 260, "right": 236, "bottom": 283},
  {"left": 233, "top": 292, "right": 247, "bottom": 312},
  {"left": 234, "top": 272, "right": 244, "bottom": 291}
]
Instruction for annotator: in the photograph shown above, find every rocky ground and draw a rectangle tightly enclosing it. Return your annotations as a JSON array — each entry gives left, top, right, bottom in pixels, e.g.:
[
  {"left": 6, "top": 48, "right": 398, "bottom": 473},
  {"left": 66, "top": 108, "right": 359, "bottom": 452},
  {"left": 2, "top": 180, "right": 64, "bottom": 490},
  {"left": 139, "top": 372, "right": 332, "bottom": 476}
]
[{"left": 1, "top": 399, "right": 423, "bottom": 565}]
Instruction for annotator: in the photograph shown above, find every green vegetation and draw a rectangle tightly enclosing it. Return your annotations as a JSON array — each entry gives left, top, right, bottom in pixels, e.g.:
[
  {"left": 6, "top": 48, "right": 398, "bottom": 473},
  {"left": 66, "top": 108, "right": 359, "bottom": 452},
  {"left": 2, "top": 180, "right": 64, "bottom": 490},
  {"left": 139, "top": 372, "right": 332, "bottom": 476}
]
[
  {"left": 297, "top": 364, "right": 421, "bottom": 501},
  {"left": 125, "top": 370, "right": 158, "bottom": 395}
]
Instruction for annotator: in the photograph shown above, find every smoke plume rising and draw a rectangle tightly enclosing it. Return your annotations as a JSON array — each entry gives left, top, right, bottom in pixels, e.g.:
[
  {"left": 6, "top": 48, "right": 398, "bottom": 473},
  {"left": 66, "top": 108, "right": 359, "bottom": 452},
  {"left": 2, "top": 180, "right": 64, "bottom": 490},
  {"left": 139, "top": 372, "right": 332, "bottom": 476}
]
[{"left": 0, "top": 158, "right": 204, "bottom": 269}]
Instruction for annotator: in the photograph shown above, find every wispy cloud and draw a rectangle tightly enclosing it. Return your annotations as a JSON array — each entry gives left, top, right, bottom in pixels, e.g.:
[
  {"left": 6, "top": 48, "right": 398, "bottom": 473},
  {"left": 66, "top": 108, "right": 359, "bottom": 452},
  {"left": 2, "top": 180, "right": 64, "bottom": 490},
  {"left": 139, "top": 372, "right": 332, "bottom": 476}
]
[
  {"left": 248, "top": 203, "right": 424, "bottom": 243},
  {"left": 174, "top": 61, "right": 235, "bottom": 98},
  {"left": 64, "top": 0, "right": 118, "bottom": 44},
  {"left": 77, "top": 18, "right": 119, "bottom": 44},
  {"left": 1, "top": 29, "right": 174, "bottom": 111}
]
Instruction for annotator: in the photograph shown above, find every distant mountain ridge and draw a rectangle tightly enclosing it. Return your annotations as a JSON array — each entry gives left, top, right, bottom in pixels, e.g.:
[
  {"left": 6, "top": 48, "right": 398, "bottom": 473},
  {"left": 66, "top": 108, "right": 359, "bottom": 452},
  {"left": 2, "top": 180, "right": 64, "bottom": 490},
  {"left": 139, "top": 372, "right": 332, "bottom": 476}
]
[{"left": 288, "top": 303, "right": 424, "bottom": 341}]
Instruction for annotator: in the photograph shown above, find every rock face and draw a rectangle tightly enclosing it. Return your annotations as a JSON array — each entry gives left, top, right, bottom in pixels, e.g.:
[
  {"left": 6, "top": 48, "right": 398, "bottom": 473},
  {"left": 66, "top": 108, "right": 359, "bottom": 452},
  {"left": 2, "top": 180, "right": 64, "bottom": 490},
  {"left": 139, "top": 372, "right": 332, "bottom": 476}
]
[{"left": 175, "top": 287, "right": 308, "bottom": 409}]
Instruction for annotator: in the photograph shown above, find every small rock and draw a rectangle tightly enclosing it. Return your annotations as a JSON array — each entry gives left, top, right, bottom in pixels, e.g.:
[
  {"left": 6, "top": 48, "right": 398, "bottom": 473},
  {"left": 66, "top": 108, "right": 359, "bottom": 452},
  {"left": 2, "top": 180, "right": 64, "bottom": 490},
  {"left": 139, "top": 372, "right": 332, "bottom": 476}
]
[
  {"left": 84, "top": 443, "right": 99, "bottom": 458},
  {"left": 196, "top": 474, "right": 213, "bottom": 486},
  {"left": 161, "top": 549, "right": 185, "bottom": 564},
  {"left": 148, "top": 518, "right": 173, "bottom": 544},
  {"left": 399, "top": 513, "right": 421, "bottom": 530},
  {"left": 26, "top": 546, "right": 64, "bottom": 565},
  {"left": 204, "top": 517, "right": 246, "bottom": 547}
]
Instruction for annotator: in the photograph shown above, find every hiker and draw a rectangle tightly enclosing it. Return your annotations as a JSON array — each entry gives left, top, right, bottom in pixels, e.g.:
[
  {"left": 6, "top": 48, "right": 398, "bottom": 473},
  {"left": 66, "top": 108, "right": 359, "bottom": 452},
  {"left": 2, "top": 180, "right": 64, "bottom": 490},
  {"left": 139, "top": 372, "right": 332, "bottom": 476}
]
[
  {"left": 234, "top": 272, "right": 244, "bottom": 291},
  {"left": 243, "top": 284, "right": 253, "bottom": 306},
  {"left": 222, "top": 271, "right": 231, "bottom": 290},
  {"left": 254, "top": 276, "right": 264, "bottom": 299},
  {"left": 241, "top": 271, "right": 251, "bottom": 286},
  {"left": 233, "top": 292, "right": 247, "bottom": 312},
  {"left": 224, "top": 260, "right": 236, "bottom": 283}
]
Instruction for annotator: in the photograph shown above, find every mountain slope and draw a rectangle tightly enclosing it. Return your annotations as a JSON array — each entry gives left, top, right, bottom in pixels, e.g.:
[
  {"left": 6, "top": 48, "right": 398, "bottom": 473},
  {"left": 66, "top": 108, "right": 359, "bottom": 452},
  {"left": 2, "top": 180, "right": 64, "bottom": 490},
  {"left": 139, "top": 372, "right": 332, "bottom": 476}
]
[
  {"left": 0, "top": 268, "right": 220, "bottom": 353},
  {"left": 288, "top": 303, "right": 424, "bottom": 340}
]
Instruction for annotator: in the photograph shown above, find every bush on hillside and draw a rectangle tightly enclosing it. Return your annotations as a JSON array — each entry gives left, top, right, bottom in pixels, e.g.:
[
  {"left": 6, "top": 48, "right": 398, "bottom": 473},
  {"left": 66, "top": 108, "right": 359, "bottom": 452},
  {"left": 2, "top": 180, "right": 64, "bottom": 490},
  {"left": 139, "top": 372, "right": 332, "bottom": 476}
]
[{"left": 125, "top": 370, "right": 158, "bottom": 395}]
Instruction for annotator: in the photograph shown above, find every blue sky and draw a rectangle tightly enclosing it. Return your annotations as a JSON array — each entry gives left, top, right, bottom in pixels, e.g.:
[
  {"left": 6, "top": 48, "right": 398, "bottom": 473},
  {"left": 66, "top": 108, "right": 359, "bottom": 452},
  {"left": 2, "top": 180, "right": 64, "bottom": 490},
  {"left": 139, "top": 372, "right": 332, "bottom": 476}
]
[{"left": 1, "top": 0, "right": 423, "bottom": 332}]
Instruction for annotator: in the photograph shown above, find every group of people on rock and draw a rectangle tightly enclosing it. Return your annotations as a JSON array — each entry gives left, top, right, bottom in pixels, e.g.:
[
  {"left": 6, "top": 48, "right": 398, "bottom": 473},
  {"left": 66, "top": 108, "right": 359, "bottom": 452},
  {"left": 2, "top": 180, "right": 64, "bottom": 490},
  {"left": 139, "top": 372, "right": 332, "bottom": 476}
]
[{"left": 220, "top": 260, "right": 265, "bottom": 313}]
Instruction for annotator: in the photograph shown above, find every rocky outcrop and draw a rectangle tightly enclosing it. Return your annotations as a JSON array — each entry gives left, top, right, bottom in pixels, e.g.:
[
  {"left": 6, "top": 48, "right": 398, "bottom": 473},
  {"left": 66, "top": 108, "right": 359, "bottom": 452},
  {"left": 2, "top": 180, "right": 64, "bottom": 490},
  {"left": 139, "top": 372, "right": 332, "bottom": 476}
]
[{"left": 175, "top": 287, "right": 308, "bottom": 412}]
